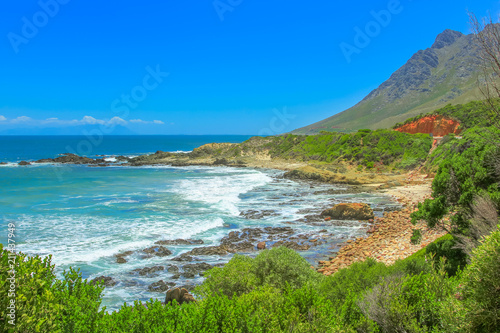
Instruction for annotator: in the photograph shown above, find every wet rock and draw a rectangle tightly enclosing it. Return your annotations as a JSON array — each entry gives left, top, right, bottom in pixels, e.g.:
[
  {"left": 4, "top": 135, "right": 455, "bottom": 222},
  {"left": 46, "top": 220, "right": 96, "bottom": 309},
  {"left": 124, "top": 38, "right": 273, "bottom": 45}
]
[
  {"left": 35, "top": 153, "right": 104, "bottom": 165},
  {"left": 115, "top": 251, "right": 133, "bottom": 264},
  {"left": 272, "top": 241, "right": 311, "bottom": 251},
  {"left": 182, "top": 263, "right": 213, "bottom": 277},
  {"left": 171, "top": 253, "right": 194, "bottom": 262},
  {"left": 148, "top": 280, "right": 176, "bottom": 293},
  {"left": 171, "top": 274, "right": 181, "bottom": 280},
  {"left": 18, "top": 161, "right": 31, "bottom": 166},
  {"left": 155, "top": 239, "right": 204, "bottom": 246},
  {"left": 91, "top": 276, "right": 116, "bottom": 287},
  {"left": 165, "top": 288, "right": 196, "bottom": 305},
  {"left": 186, "top": 245, "right": 233, "bottom": 256},
  {"left": 239, "top": 210, "right": 278, "bottom": 219},
  {"left": 257, "top": 241, "right": 266, "bottom": 250},
  {"left": 321, "top": 203, "right": 374, "bottom": 220},
  {"left": 143, "top": 246, "right": 172, "bottom": 257},
  {"left": 132, "top": 266, "right": 165, "bottom": 276},
  {"left": 167, "top": 265, "right": 179, "bottom": 273},
  {"left": 116, "top": 156, "right": 130, "bottom": 162}
]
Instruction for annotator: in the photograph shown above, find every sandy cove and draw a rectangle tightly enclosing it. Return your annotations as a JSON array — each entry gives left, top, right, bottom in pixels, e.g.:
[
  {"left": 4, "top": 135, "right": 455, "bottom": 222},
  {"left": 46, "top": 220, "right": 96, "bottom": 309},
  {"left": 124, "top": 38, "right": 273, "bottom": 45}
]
[{"left": 317, "top": 169, "right": 447, "bottom": 275}]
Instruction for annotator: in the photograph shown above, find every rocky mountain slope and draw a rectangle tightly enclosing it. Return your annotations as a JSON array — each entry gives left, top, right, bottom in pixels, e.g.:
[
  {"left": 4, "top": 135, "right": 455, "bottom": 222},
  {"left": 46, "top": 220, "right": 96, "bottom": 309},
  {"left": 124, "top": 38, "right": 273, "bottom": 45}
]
[{"left": 293, "top": 29, "right": 484, "bottom": 134}]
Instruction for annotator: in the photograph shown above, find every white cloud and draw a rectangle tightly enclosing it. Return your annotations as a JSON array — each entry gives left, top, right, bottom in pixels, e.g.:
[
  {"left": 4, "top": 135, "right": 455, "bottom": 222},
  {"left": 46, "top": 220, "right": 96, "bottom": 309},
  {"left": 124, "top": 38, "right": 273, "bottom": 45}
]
[
  {"left": 81, "top": 116, "right": 105, "bottom": 125},
  {"left": 108, "top": 116, "right": 127, "bottom": 125},
  {"left": 130, "top": 119, "right": 164, "bottom": 125},
  {"left": 0, "top": 115, "right": 6, "bottom": 121},
  {"left": 11, "top": 116, "right": 32, "bottom": 123}
]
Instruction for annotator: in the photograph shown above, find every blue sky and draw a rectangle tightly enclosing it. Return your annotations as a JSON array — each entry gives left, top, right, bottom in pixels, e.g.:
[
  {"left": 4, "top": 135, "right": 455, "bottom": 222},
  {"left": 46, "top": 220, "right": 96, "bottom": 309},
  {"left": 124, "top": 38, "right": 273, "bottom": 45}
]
[{"left": 0, "top": 0, "right": 498, "bottom": 135}]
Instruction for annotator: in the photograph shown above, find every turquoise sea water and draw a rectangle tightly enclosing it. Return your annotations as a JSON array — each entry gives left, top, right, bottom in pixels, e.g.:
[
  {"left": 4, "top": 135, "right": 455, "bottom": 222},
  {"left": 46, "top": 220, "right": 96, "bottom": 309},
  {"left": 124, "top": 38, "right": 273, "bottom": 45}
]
[
  {"left": 0, "top": 136, "right": 399, "bottom": 311},
  {"left": 0, "top": 135, "right": 254, "bottom": 163}
]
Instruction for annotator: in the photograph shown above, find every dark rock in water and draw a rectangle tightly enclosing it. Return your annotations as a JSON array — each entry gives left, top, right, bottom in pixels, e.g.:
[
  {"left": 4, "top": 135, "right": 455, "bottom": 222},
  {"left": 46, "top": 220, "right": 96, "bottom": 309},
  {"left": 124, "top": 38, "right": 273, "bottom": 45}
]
[
  {"left": 167, "top": 265, "right": 179, "bottom": 273},
  {"left": 91, "top": 276, "right": 116, "bottom": 287},
  {"left": 272, "top": 241, "right": 311, "bottom": 251},
  {"left": 35, "top": 153, "right": 104, "bottom": 165},
  {"left": 18, "top": 161, "right": 31, "bottom": 166},
  {"left": 171, "top": 274, "right": 181, "bottom": 280},
  {"left": 321, "top": 203, "right": 374, "bottom": 220},
  {"left": 239, "top": 210, "right": 278, "bottom": 219},
  {"left": 143, "top": 246, "right": 172, "bottom": 257},
  {"left": 186, "top": 245, "right": 233, "bottom": 256},
  {"left": 116, "top": 156, "right": 130, "bottom": 162},
  {"left": 116, "top": 257, "right": 127, "bottom": 264},
  {"left": 155, "top": 239, "right": 204, "bottom": 246},
  {"left": 182, "top": 263, "right": 213, "bottom": 277},
  {"left": 165, "top": 287, "right": 196, "bottom": 305},
  {"left": 132, "top": 266, "right": 165, "bottom": 276},
  {"left": 148, "top": 280, "right": 176, "bottom": 293},
  {"left": 231, "top": 241, "right": 255, "bottom": 253},
  {"left": 171, "top": 253, "right": 194, "bottom": 262},
  {"left": 181, "top": 272, "right": 195, "bottom": 278},
  {"left": 115, "top": 251, "right": 133, "bottom": 264},
  {"left": 264, "top": 227, "right": 294, "bottom": 235}
]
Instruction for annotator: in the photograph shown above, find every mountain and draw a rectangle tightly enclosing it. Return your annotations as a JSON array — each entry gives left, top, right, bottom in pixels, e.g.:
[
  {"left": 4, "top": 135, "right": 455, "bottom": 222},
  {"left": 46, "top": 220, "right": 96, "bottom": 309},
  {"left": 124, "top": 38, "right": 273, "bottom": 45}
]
[{"left": 292, "top": 28, "right": 485, "bottom": 134}]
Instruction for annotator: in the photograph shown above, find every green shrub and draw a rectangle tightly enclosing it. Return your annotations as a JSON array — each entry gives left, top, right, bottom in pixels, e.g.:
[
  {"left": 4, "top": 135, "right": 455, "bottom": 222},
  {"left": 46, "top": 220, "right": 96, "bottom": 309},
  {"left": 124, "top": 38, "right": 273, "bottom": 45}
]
[
  {"left": 412, "top": 127, "right": 500, "bottom": 233},
  {"left": 0, "top": 245, "right": 105, "bottom": 332},
  {"left": 425, "top": 234, "right": 467, "bottom": 276},
  {"left": 197, "top": 247, "right": 323, "bottom": 299},
  {"left": 252, "top": 246, "right": 322, "bottom": 291},
  {"left": 359, "top": 260, "right": 452, "bottom": 333},
  {"left": 458, "top": 225, "right": 500, "bottom": 331},
  {"left": 195, "top": 254, "right": 255, "bottom": 298}
]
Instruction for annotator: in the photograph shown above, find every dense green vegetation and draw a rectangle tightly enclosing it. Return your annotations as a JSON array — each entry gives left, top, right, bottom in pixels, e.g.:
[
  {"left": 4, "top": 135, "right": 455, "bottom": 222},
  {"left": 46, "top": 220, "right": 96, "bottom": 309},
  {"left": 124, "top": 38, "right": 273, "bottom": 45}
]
[
  {"left": 412, "top": 126, "right": 500, "bottom": 234},
  {"left": 2, "top": 230, "right": 498, "bottom": 332},
  {"left": 393, "top": 100, "right": 498, "bottom": 130},
  {"left": 227, "top": 129, "right": 432, "bottom": 170}
]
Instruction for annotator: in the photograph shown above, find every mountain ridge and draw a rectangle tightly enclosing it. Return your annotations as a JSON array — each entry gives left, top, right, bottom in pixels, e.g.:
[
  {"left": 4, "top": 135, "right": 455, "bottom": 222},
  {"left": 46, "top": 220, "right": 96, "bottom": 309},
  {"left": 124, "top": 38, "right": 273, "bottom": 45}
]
[{"left": 292, "top": 28, "right": 485, "bottom": 134}]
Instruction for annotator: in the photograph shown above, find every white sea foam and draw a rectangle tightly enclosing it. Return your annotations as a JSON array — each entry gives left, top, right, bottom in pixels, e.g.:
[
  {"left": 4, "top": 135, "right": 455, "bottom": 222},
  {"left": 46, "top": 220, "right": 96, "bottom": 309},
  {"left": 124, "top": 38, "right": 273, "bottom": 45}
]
[{"left": 171, "top": 170, "right": 272, "bottom": 216}]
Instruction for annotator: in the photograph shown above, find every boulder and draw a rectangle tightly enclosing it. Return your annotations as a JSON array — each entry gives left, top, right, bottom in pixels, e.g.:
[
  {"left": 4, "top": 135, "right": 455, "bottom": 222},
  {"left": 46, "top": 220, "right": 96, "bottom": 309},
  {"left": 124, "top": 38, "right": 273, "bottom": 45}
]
[
  {"left": 165, "top": 288, "right": 196, "bottom": 305},
  {"left": 321, "top": 203, "right": 374, "bottom": 220},
  {"left": 182, "top": 262, "right": 213, "bottom": 277},
  {"left": 91, "top": 276, "right": 116, "bottom": 287},
  {"left": 18, "top": 161, "right": 31, "bottom": 166},
  {"left": 155, "top": 239, "right": 204, "bottom": 246},
  {"left": 171, "top": 253, "right": 194, "bottom": 262},
  {"left": 257, "top": 241, "right": 266, "bottom": 250},
  {"left": 132, "top": 265, "right": 165, "bottom": 276},
  {"left": 143, "top": 246, "right": 172, "bottom": 257},
  {"left": 148, "top": 280, "right": 175, "bottom": 293}
]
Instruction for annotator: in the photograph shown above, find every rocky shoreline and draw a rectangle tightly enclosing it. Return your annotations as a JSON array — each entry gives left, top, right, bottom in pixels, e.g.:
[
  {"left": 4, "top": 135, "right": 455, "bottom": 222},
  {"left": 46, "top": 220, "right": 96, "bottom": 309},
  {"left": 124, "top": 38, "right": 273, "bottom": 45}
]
[{"left": 21, "top": 150, "right": 442, "bottom": 289}]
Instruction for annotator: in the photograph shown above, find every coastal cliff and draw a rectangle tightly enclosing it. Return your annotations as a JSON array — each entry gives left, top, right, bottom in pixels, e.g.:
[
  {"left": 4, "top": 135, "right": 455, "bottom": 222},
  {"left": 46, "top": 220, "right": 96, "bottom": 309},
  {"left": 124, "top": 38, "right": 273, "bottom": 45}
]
[{"left": 394, "top": 115, "right": 461, "bottom": 136}]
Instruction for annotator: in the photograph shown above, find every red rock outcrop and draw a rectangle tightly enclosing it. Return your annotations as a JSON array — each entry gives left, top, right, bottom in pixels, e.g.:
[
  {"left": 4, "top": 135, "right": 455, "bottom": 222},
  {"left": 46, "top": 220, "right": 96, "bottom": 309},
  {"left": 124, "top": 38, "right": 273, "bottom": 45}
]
[{"left": 395, "top": 115, "right": 461, "bottom": 136}]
